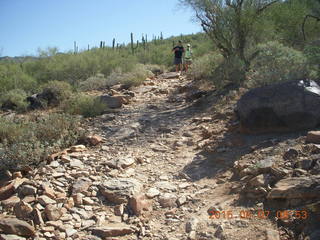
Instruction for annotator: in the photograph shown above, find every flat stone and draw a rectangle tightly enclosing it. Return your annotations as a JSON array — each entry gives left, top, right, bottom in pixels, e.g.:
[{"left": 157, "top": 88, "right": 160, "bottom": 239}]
[
  {"left": 106, "top": 157, "right": 135, "bottom": 169},
  {"left": 72, "top": 178, "right": 91, "bottom": 194},
  {"left": 1, "top": 196, "right": 21, "bottom": 208},
  {"left": 38, "top": 195, "right": 56, "bottom": 206},
  {"left": 65, "top": 228, "right": 77, "bottom": 237},
  {"left": 91, "top": 224, "right": 134, "bottom": 238},
  {"left": 0, "top": 218, "right": 35, "bottom": 237},
  {"left": 99, "top": 178, "right": 142, "bottom": 204},
  {"left": 0, "top": 234, "right": 26, "bottom": 240},
  {"left": 146, "top": 188, "right": 160, "bottom": 198},
  {"left": 0, "top": 179, "right": 26, "bottom": 201},
  {"left": 69, "top": 159, "right": 84, "bottom": 168}
]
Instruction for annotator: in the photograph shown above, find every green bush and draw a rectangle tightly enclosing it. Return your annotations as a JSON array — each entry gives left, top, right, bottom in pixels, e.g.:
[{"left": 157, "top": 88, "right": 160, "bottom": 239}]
[
  {"left": 187, "top": 52, "right": 223, "bottom": 81},
  {"left": 107, "top": 64, "right": 154, "bottom": 88},
  {"left": 40, "top": 80, "right": 73, "bottom": 107},
  {"left": 62, "top": 93, "right": 108, "bottom": 117},
  {"left": 246, "top": 41, "right": 309, "bottom": 87},
  {"left": 304, "top": 41, "right": 320, "bottom": 79},
  {"left": 0, "top": 113, "right": 83, "bottom": 171},
  {"left": 0, "top": 63, "right": 37, "bottom": 93},
  {"left": 79, "top": 73, "right": 108, "bottom": 91},
  {"left": 0, "top": 89, "right": 28, "bottom": 112}
]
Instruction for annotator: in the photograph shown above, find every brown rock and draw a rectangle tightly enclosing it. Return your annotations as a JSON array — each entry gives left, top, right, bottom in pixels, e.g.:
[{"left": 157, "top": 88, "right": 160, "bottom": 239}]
[
  {"left": 267, "top": 176, "right": 320, "bottom": 203},
  {"left": 1, "top": 196, "right": 21, "bottom": 208},
  {"left": 42, "top": 185, "right": 56, "bottom": 199},
  {"left": 128, "top": 194, "right": 152, "bottom": 216},
  {"left": 37, "top": 195, "right": 56, "bottom": 206},
  {"left": 45, "top": 205, "right": 62, "bottom": 221},
  {"left": 0, "top": 178, "right": 26, "bottom": 201},
  {"left": 0, "top": 218, "right": 35, "bottom": 237},
  {"left": 14, "top": 201, "right": 33, "bottom": 219},
  {"left": 91, "top": 224, "right": 134, "bottom": 238}
]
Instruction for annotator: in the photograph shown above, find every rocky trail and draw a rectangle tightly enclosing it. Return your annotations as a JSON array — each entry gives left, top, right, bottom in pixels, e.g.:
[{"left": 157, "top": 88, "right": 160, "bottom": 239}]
[{"left": 1, "top": 73, "right": 320, "bottom": 240}]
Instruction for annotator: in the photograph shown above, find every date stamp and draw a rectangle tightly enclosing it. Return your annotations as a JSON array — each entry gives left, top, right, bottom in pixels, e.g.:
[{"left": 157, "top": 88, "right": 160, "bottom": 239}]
[{"left": 208, "top": 209, "right": 309, "bottom": 220}]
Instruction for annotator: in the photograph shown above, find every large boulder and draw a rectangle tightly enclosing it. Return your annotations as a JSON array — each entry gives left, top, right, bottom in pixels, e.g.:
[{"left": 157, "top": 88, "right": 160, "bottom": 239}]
[
  {"left": 0, "top": 218, "right": 35, "bottom": 237},
  {"left": 236, "top": 80, "right": 320, "bottom": 133}
]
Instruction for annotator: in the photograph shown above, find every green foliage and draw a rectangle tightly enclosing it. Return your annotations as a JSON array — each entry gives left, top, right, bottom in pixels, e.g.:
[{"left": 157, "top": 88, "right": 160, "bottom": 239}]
[
  {"left": 187, "top": 52, "right": 223, "bottom": 81},
  {"left": 246, "top": 41, "right": 309, "bottom": 87},
  {"left": 79, "top": 73, "right": 108, "bottom": 91},
  {"left": 0, "top": 63, "right": 37, "bottom": 93},
  {"left": 107, "top": 64, "right": 154, "bottom": 88},
  {"left": 0, "top": 113, "right": 83, "bottom": 171},
  {"left": 0, "top": 89, "right": 28, "bottom": 112},
  {"left": 40, "top": 80, "right": 73, "bottom": 107},
  {"left": 304, "top": 40, "right": 320, "bottom": 78},
  {"left": 62, "top": 93, "right": 108, "bottom": 117}
]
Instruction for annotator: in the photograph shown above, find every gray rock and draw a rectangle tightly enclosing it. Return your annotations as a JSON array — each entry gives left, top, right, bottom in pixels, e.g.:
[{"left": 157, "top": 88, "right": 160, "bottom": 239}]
[
  {"left": 0, "top": 234, "right": 26, "bottom": 240},
  {"left": 99, "top": 178, "right": 142, "bottom": 204},
  {"left": 236, "top": 80, "right": 320, "bottom": 133}
]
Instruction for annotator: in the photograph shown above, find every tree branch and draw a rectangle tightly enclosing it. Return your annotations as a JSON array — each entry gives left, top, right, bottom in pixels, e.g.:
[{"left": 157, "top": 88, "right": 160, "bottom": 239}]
[
  {"left": 302, "top": 14, "right": 320, "bottom": 41},
  {"left": 256, "top": 0, "right": 279, "bottom": 16}
]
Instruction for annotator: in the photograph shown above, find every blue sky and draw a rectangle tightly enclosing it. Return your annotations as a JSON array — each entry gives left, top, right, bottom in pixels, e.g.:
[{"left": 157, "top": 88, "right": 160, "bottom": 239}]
[{"left": 0, "top": 0, "right": 202, "bottom": 57}]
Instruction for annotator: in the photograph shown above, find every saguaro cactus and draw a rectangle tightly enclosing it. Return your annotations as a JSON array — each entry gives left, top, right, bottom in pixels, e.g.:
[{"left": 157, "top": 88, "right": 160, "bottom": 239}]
[
  {"left": 112, "top": 38, "right": 116, "bottom": 50},
  {"left": 130, "top": 33, "right": 139, "bottom": 54}
]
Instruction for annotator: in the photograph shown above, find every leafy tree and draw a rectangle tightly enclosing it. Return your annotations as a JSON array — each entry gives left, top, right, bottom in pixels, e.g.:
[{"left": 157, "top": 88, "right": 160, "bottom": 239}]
[{"left": 179, "top": 0, "right": 279, "bottom": 77}]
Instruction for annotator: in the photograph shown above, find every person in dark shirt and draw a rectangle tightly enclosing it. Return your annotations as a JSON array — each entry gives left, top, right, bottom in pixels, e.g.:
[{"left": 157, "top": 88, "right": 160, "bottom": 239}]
[{"left": 172, "top": 40, "right": 185, "bottom": 73}]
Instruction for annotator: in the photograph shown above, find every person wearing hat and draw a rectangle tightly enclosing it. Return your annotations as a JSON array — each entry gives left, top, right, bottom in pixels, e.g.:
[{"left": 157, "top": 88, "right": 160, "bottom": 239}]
[
  {"left": 172, "top": 40, "right": 185, "bottom": 73},
  {"left": 184, "top": 43, "right": 193, "bottom": 72}
]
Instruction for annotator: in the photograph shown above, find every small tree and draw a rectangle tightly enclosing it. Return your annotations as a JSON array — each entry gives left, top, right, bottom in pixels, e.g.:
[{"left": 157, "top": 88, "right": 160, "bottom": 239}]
[{"left": 180, "top": 0, "right": 278, "bottom": 82}]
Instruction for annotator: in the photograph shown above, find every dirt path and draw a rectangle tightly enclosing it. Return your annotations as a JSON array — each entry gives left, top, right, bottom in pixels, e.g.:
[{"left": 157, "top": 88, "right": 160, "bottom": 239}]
[
  {"left": 84, "top": 73, "right": 280, "bottom": 240},
  {"left": 0, "top": 73, "right": 283, "bottom": 240}
]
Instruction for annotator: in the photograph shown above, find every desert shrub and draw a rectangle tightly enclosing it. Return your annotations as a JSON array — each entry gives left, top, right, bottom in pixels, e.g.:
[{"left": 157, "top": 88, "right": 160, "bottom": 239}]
[
  {"left": 39, "top": 80, "right": 73, "bottom": 107},
  {"left": 0, "top": 63, "right": 37, "bottom": 93},
  {"left": 144, "top": 64, "right": 166, "bottom": 75},
  {"left": 62, "top": 93, "right": 108, "bottom": 117},
  {"left": 79, "top": 73, "right": 107, "bottom": 91},
  {"left": 0, "top": 89, "right": 28, "bottom": 112},
  {"left": 304, "top": 41, "right": 320, "bottom": 79},
  {"left": 106, "top": 64, "right": 154, "bottom": 88},
  {"left": 187, "top": 53, "right": 223, "bottom": 81},
  {"left": 0, "top": 113, "right": 83, "bottom": 171},
  {"left": 246, "top": 41, "right": 309, "bottom": 87}
]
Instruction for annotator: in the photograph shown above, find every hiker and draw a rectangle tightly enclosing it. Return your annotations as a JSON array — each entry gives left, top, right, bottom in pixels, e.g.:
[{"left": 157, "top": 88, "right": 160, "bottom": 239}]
[
  {"left": 172, "top": 40, "right": 184, "bottom": 73},
  {"left": 184, "top": 43, "right": 193, "bottom": 72}
]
